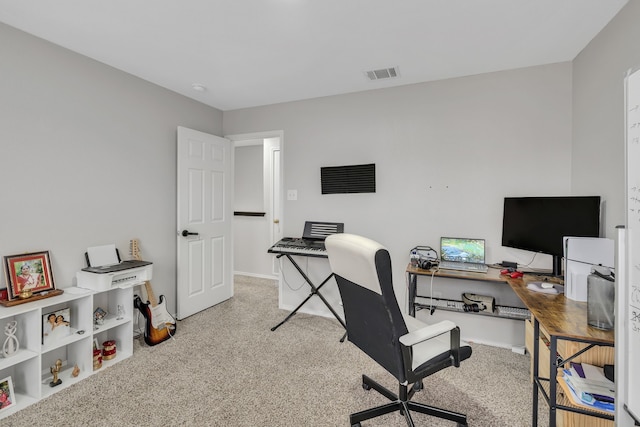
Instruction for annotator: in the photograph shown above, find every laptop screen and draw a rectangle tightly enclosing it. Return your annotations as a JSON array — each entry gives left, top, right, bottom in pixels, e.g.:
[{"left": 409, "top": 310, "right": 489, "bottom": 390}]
[{"left": 440, "top": 237, "right": 486, "bottom": 264}]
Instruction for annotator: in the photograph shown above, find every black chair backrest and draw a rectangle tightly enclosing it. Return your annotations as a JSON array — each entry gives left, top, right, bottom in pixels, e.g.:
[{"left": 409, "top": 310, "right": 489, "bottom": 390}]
[{"left": 326, "top": 234, "right": 409, "bottom": 382}]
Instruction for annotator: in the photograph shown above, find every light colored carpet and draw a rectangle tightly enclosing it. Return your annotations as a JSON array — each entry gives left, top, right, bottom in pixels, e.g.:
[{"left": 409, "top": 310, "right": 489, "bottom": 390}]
[{"left": 4, "top": 275, "right": 548, "bottom": 426}]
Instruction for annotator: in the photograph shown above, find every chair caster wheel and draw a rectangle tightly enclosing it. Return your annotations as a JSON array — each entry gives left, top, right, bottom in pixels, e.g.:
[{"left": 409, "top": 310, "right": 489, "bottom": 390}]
[
  {"left": 413, "top": 380, "right": 423, "bottom": 391},
  {"left": 362, "top": 382, "right": 371, "bottom": 391},
  {"left": 352, "top": 423, "right": 361, "bottom": 427}
]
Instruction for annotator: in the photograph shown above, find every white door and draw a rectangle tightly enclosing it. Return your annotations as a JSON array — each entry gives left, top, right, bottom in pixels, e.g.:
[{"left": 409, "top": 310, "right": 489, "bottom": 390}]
[{"left": 177, "top": 126, "right": 233, "bottom": 319}]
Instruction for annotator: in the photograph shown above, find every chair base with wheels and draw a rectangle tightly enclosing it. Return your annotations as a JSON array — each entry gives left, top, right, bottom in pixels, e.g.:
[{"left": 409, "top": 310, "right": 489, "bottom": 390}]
[{"left": 350, "top": 375, "right": 468, "bottom": 427}]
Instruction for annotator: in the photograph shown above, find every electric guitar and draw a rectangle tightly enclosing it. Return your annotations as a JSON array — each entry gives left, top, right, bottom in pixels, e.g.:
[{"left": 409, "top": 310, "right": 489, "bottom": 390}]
[{"left": 130, "top": 239, "right": 177, "bottom": 346}]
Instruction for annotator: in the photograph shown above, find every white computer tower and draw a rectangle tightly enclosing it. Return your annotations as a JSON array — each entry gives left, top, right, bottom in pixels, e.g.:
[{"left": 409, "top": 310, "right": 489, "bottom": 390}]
[{"left": 563, "top": 236, "right": 614, "bottom": 302}]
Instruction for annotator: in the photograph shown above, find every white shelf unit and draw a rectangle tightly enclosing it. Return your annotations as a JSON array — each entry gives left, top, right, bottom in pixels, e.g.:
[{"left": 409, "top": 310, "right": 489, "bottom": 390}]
[{"left": 0, "top": 285, "right": 134, "bottom": 419}]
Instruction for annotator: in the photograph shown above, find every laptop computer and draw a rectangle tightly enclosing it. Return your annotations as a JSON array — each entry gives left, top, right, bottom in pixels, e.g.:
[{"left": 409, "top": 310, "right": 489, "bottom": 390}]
[{"left": 439, "top": 237, "right": 488, "bottom": 273}]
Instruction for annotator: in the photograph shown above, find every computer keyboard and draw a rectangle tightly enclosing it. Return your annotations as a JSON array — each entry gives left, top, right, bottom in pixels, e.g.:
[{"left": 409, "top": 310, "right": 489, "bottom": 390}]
[
  {"left": 438, "top": 261, "right": 488, "bottom": 273},
  {"left": 497, "top": 306, "right": 531, "bottom": 320}
]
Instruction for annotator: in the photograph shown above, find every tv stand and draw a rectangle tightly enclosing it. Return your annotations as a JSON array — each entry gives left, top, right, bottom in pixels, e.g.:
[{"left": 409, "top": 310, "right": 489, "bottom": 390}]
[{"left": 529, "top": 256, "right": 564, "bottom": 279}]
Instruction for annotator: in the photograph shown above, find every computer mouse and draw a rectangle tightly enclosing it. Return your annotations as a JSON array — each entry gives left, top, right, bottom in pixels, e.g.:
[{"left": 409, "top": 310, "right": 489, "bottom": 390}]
[{"left": 541, "top": 282, "right": 554, "bottom": 289}]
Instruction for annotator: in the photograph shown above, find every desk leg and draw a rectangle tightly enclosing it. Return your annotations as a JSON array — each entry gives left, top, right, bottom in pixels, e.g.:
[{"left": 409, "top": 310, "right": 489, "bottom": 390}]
[
  {"left": 532, "top": 318, "right": 540, "bottom": 427},
  {"left": 408, "top": 272, "right": 417, "bottom": 317},
  {"left": 548, "top": 336, "right": 558, "bottom": 427}
]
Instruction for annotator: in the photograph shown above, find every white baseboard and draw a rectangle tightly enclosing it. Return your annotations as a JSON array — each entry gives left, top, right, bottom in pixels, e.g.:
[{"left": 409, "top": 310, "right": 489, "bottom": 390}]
[
  {"left": 234, "top": 271, "right": 278, "bottom": 280},
  {"left": 277, "top": 303, "right": 337, "bottom": 320},
  {"left": 511, "top": 345, "right": 527, "bottom": 355}
]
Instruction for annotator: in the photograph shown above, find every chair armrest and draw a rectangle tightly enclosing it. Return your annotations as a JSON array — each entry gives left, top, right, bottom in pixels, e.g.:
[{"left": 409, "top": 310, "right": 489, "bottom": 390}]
[{"left": 399, "top": 320, "right": 456, "bottom": 347}]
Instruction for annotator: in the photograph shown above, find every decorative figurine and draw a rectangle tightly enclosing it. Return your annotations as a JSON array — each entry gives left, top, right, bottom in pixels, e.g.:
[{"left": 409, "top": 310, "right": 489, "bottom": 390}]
[
  {"left": 2, "top": 320, "right": 19, "bottom": 358},
  {"left": 18, "top": 288, "right": 32, "bottom": 299},
  {"left": 116, "top": 304, "right": 125, "bottom": 320},
  {"left": 71, "top": 364, "right": 80, "bottom": 377},
  {"left": 50, "top": 359, "right": 63, "bottom": 387}
]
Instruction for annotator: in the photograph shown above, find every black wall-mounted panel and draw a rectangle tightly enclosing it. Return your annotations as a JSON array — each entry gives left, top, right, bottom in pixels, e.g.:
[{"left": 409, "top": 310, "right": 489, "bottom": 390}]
[{"left": 321, "top": 163, "right": 376, "bottom": 194}]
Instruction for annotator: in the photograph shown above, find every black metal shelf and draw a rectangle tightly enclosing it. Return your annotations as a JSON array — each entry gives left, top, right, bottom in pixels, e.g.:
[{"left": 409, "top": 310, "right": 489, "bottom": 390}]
[{"left": 414, "top": 296, "right": 530, "bottom": 321}]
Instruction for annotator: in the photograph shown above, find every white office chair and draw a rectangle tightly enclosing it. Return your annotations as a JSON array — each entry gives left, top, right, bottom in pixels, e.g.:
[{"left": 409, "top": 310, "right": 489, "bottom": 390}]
[{"left": 325, "top": 233, "right": 472, "bottom": 427}]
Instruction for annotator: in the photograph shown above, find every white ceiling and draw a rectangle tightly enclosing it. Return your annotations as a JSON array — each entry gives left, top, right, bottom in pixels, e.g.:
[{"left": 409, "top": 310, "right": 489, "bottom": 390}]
[{"left": 0, "top": 0, "right": 628, "bottom": 111}]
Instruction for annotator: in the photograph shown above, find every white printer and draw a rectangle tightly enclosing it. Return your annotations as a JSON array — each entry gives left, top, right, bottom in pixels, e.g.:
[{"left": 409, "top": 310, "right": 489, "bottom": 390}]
[
  {"left": 76, "top": 243, "right": 153, "bottom": 292},
  {"left": 563, "top": 236, "right": 614, "bottom": 302}
]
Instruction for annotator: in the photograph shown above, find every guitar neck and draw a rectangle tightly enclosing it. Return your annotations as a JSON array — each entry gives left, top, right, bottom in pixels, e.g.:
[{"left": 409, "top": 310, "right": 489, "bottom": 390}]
[
  {"left": 130, "top": 239, "right": 158, "bottom": 307},
  {"left": 144, "top": 281, "right": 158, "bottom": 307}
]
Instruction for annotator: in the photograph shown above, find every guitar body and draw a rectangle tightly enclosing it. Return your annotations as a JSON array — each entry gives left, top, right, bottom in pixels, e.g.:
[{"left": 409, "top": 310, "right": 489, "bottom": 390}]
[
  {"left": 129, "top": 239, "right": 177, "bottom": 346},
  {"left": 134, "top": 293, "right": 177, "bottom": 346}
]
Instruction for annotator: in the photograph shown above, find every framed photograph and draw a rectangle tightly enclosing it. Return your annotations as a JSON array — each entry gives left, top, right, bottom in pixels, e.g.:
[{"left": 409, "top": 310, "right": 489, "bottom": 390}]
[
  {"left": 0, "top": 376, "right": 15, "bottom": 413},
  {"left": 42, "top": 307, "right": 71, "bottom": 346},
  {"left": 3, "top": 251, "right": 55, "bottom": 300},
  {"left": 94, "top": 307, "right": 107, "bottom": 323}
]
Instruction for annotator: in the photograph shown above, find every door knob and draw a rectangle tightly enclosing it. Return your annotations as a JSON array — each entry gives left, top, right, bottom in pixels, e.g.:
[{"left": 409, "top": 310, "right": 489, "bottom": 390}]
[{"left": 181, "top": 230, "right": 199, "bottom": 237}]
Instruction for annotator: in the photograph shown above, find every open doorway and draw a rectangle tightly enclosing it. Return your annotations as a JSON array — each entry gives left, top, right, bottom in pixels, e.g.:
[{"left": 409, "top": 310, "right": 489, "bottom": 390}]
[{"left": 227, "top": 131, "right": 283, "bottom": 279}]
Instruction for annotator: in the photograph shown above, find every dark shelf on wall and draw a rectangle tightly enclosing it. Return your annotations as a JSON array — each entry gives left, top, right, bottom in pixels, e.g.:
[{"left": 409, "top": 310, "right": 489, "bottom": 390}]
[{"left": 234, "top": 211, "right": 266, "bottom": 217}]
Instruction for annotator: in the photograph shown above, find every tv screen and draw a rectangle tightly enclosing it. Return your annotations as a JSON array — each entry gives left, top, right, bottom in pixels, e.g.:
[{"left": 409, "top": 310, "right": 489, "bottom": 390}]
[{"left": 501, "top": 196, "right": 601, "bottom": 275}]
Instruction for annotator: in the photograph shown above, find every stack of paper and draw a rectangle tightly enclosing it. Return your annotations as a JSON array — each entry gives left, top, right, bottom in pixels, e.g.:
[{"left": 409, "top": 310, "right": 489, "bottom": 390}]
[{"left": 560, "top": 363, "right": 615, "bottom": 413}]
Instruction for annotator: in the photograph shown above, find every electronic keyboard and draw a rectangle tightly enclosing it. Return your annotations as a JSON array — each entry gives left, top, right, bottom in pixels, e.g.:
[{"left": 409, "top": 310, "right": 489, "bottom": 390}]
[{"left": 268, "top": 238, "right": 327, "bottom": 257}]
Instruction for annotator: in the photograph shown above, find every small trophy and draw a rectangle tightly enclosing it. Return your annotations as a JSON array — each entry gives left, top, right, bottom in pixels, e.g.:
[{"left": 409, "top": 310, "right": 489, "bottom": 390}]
[{"left": 50, "top": 359, "right": 63, "bottom": 387}]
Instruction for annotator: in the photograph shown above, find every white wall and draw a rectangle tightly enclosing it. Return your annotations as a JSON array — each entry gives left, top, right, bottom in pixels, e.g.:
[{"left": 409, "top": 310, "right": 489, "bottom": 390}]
[
  {"left": 233, "top": 144, "right": 272, "bottom": 277},
  {"left": 0, "top": 23, "right": 223, "bottom": 315},
  {"left": 224, "top": 62, "right": 574, "bottom": 346},
  {"left": 571, "top": 2, "right": 640, "bottom": 425},
  {"left": 572, "top": 0, "right": 640, "bottom": 236},
  {"left": 234, "top": 145, "right": 263, "bottom": 211}
]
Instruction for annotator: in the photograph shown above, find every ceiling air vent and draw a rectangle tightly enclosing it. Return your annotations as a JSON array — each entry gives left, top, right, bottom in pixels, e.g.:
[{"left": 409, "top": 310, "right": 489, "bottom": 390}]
[{"left": 365, "top": 67, "right": 399, "bottom": 81}]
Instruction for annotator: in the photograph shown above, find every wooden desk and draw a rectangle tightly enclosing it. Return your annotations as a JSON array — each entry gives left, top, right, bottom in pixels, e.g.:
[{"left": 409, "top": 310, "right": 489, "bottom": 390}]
[
  {"left": 508, "top": 278, "right": 613, "bottom": 345},
  {"left": 407, "top": 266, "right": 614, "bottom": 426},
  {"left": 406, "top": 264, "right": 508, "bottom": 283},
  {"left": 507, "top": 278, "right": 614, "bottom": 427}
]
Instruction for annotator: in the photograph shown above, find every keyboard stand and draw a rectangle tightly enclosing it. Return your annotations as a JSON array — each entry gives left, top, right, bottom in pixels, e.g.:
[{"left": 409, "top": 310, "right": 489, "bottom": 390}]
[{"left": 271, "top": 253, "right": 347, "bottom": 342}]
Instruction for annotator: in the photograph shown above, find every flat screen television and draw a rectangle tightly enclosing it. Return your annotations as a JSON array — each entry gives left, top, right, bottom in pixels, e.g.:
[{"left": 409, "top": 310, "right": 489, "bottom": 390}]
[{"left": 501, "top": 196, "right": 601, "bottom": 276}]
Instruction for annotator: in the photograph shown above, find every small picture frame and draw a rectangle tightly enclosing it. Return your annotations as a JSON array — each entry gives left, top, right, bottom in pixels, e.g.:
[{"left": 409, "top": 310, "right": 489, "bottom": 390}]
[
  {"left": 93, "top": 307, "right": 107, "bottom": 323},
  {"left": 42, "top": 307, "right": 71, "bottom": 346},
  {"left": 0, "top": 376, "right": 16, "bottom": 413},
  {"left": 3, "top": 251, "right": 55, "bottom": 300}
]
